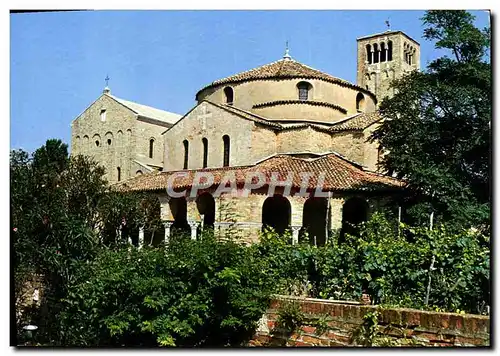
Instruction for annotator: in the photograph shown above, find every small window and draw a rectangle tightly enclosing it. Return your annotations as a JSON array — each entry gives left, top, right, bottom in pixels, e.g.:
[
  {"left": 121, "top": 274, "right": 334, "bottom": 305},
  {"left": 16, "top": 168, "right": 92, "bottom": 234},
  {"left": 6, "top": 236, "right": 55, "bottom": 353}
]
[
  {"left": 183, "top": 140, "right": 189, "bottom": 169},
  {"left": 117, "top": 167, "right": 121, "bottom": 181},
  {"left": 107, "top": 139, "right": 112, "bottom": 145},
  {"left": 297, "top": 81, "right": 311, "bottom": 101},
  {"left": 95, "top": 140, "right": 100, "bottom": 147},
  {"left": 224, "top": 87, "right": 234, "bottom": 105},
  {"left": 136, "top": 170, "right": 143, "bottom": 176},
  {"left": 380, "top": 42, "right": 386, "bottom": 62},
  {"left": 202, "top": 137, "right": 208, "bottom": 168},
  {"left": 100, "top": 109, "right": 106, "bottom": 122},
  {"left": 356, "top": 93, "right": 366, "bottom": 112},
  {"left": 223, "top": 135, "right": 230, "bottom": 167},
  {"left": 149, "top": 139, "right": 154, "bottom": 159},
  {"left": 373, "top": 43, "right": 379, "bottom": 63}
]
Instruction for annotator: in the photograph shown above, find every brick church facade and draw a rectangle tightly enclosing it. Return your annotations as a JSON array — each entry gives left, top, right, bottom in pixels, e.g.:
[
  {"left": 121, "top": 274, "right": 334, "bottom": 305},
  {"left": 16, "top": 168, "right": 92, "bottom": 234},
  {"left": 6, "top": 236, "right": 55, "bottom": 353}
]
[{"left": 71, "top": 29, "right": 420, "bottom": 244}]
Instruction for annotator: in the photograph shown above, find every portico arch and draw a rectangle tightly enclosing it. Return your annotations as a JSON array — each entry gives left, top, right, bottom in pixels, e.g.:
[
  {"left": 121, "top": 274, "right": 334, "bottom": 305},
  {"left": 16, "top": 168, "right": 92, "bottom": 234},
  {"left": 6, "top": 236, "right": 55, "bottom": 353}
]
[
  {"left": 262, "top": 195, "right": 291, "bottom": 235},
  {"left": 169, "top": 197, "right": 190, "bottom": 235},
  {"left": 302, "top": 197, "right": 330, "bottom": 246},
  {"left": 196, "top": 192, "right": 216, "bottom": 229},
  {"left": 340, "top": 197, "right": 369, "bottom": 242}
]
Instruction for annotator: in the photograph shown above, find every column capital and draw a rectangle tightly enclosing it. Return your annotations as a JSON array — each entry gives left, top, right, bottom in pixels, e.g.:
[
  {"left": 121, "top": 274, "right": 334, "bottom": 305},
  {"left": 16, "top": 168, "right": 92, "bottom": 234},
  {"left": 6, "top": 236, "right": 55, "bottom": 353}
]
[
  {"left": 188, "top": 220, "right": 200, "bottom": 228},
  {"left": 162, "top": 220, "right": 174, "bottom": 228},
  {"left": 290, "top": 225, "right": 302, "bottom": 232}
]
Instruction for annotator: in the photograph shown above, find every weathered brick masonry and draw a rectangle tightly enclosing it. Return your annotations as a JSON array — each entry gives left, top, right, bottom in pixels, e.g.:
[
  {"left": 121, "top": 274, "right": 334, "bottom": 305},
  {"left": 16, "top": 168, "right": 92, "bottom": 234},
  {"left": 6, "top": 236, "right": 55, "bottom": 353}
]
[{"left": 249, "top": 296, "right": 490, "bottom": 347}]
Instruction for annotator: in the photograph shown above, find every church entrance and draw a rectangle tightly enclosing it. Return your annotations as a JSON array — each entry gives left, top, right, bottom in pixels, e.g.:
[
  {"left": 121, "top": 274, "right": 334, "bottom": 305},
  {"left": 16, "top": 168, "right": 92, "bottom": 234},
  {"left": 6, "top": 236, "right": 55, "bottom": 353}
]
[{"left": 262, "top": 195, "right": 291, "bottom": 235}]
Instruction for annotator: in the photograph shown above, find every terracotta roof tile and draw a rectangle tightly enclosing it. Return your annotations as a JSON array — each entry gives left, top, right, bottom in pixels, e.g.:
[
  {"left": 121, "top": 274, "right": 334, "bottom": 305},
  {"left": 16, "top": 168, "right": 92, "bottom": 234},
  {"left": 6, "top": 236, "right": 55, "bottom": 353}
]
[
  {"left": 329, "top": 111, "right": 382, "bottom": 131},
  {"left": 196, "top": 58, "right": 376, "bottom": 101},
  {"left": 207, "top": 101, "right": 283, "bottom": 129},
  {"left": 113, "top": 153, "right": 403, "bottom": 193}
]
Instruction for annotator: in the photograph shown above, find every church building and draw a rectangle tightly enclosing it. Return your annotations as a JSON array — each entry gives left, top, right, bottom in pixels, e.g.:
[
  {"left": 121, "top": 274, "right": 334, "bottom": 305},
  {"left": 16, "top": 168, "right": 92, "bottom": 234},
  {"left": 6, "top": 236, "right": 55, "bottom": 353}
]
[{"left": 71, "top": 29, "right": 420, "bottom": 245}]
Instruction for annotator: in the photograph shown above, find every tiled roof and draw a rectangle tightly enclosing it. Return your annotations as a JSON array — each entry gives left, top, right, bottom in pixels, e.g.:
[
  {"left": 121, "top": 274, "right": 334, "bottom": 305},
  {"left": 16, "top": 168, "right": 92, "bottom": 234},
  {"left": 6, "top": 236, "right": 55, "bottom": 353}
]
[
  {"left": 252, "top": 100, "right": 348, "bottom": 114},
  {"left": 113, "top": 152, "right": 403, "bottom": 193},
  {"left": 108, "top": 94, "right": 182, "bottom": 125},
  {"left": 356, "top": 30, "right": 420, "bottom": 45},
  {"left": 273, "top": 111, "right": 383, "bottom": 133},
  {"left": 196, "top": 58, "right": 376, "bottom": 100},
  {"left": 329, "top": 111, "right": 383, "bottom": 131},
  {"left": 208, "top": 101, "right": 283, "bottom": 129}
]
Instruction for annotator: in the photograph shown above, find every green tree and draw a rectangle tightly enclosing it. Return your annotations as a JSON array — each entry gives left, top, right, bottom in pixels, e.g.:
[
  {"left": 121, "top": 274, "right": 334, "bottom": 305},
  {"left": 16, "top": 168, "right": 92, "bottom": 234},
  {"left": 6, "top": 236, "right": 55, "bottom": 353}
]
[
  {"left": 371, "top": 10, "right": 491, "bottom": 229},
  {"left": 12, "top": 140, "right": 108, "bottom": 344}
]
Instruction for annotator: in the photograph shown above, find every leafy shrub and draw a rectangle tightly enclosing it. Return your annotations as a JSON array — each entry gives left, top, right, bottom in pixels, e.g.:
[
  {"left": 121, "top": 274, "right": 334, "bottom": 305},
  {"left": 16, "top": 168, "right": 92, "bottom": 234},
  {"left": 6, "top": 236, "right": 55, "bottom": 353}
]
[
  {"left": 257, "top": 213, "right": 490, "bottom": 314},
  {"left": 58, "top": 234, "right": 274, "bottom": 347}
]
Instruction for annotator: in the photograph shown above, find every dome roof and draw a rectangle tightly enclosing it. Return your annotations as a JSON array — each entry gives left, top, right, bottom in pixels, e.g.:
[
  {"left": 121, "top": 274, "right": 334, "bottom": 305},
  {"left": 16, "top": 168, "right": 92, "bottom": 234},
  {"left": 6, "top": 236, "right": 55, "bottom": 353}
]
[{"left": 196, "top": 57, "right": 376, "bottom": 101}]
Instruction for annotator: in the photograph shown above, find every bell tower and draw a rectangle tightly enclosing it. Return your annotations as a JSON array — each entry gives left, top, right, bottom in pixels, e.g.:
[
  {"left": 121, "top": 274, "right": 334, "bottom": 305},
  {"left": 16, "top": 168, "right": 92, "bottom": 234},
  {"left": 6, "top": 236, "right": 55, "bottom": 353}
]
[{"left": 356, "top": 29, "right": 420, "bottom": 103}]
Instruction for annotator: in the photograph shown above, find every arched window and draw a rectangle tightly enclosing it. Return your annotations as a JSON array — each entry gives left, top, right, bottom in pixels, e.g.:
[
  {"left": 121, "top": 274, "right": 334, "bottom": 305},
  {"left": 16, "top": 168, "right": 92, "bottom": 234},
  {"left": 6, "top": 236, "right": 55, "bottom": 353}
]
[
  {"left": 387, "top": 41, "right": 393, "bottom": 61},
  {"left": 224, "top": 87, "right": 234, "bottom": 105},
  {"left": 202, "top": 137, "right": 208, "bottom": 168},
  {"left": 83, "top": 135, "right": 89, "bottom": 152},
  {"left": 93, "top": 134, "right": 101, "bottom": 148},
  {"left": 297, "top": 81, "right": 311, "bottom": 101},
  {"left": 149, "top": 139, "right": 154, "bottom": 159},
  {"left": 183, "top": 140, "right": 189, "bottom": 169},
  {"left": 373, "top": 43, "right": 379, "bottom": 63},
  {"left": 117, "top": 167, "right": 121, "bottom": 181},
  {"left": 356, "top": 92, "right": 366, "bottom": 112},
  {"left": 223, "top": 135, "right": 230, "bottom": 167},
  {"left": 366, "top": 44, "right": 372, "bottom": 64},
  {"left": 136, "top": 170, "right": 143, "bottom": 176},
  {"left": 75, "top": 136, "right": 81, "bottom": 151},
  {"left": 380, "top": 42, "right": 387, "bottom": 62}
]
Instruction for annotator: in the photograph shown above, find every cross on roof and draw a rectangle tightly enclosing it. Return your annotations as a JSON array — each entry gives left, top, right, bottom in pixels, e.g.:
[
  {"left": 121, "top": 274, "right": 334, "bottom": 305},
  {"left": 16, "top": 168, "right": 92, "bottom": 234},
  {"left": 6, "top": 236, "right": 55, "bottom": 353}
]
[
  {"left": 283, "top": 40, "right": 292, "bottom": 60},
  {"left": 105, "top": 75, "right": 110, "bottom": 87}
]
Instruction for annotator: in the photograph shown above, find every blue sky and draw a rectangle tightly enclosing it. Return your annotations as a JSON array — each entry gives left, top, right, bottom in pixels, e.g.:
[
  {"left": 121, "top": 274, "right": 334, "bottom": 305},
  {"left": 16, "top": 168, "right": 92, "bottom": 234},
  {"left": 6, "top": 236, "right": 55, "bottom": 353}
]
[{"left": 10, "top": 10, "right": 490, "bottom": 153}]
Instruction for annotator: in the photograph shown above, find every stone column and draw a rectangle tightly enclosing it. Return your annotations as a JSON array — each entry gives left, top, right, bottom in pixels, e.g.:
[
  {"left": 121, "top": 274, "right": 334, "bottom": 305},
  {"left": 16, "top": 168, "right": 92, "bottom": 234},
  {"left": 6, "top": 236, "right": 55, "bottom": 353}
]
[
  {"left": 163, "top": 221, "right": 173, "bottom": 244},
  {"left": 138, "top": 226, "right": 144, "bottom": 248},
  {"left": 200, "top": 214, "right": 205, "bottom": 233},
  {"left": 291, "top": 226, "right": 301, "bottom": 245},
  {"left": 188, "top": 221, "right": 199, "bottom": 240}
]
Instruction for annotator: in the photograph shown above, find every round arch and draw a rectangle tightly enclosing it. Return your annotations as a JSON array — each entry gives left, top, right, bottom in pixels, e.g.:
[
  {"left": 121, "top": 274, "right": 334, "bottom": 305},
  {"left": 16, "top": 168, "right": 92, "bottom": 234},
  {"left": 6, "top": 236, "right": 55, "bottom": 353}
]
[
  {"left": 301, "top": 197, "right": 330, "bottom": 246},
  {"left": 196, "top": 192, "right": 216, "bottom": 229},
  {"left": 262, "top": 195, "right": 291, "bottom": 235},
  {"left": 223, "top": 86, "right": 234, "bottom": 104},
  {"left": 339, "top": 197, "right": 369, "bottom": 243},
  {"left": 169, "top": 197, "right": 190, "bottom": 235}
]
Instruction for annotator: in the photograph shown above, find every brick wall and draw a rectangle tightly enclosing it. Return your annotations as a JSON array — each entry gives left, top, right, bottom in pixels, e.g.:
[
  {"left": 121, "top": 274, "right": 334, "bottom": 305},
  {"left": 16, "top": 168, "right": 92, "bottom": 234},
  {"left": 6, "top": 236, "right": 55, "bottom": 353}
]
[{"left": 249, "top": 296, "right": 490, "bottom": 347}]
